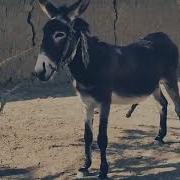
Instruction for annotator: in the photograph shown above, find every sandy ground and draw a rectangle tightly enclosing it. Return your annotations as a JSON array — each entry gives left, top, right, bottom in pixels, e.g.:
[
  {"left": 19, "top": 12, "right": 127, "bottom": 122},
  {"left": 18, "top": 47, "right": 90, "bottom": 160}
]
[{"left": 0, "top": 82, "right": 180, "bottom": 180}]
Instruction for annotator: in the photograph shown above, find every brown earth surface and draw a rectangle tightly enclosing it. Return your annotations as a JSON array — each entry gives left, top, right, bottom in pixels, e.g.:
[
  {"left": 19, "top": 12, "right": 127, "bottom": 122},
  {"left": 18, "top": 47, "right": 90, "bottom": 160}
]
[{"left": 0, "top": 82, "right": 180, "bottom": 180}]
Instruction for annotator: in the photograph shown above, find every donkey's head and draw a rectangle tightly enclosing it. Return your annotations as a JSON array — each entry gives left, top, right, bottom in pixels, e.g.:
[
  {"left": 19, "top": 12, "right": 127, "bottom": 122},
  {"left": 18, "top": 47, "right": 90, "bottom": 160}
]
[{"left": 34, "top": 0, "right": 90, "bottom": 81}]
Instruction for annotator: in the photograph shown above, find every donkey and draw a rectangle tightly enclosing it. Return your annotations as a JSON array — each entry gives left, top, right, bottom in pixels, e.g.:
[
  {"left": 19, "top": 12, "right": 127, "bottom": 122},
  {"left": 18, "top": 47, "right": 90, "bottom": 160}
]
[{"left": 34, "top": 0, "right": 180, "bottom": 178}]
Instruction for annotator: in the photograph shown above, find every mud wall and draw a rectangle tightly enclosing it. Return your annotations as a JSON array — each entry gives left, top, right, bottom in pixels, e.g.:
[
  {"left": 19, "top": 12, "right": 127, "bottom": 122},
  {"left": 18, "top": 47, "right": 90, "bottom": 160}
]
[{"left": 0, "top": 0, "right": 180, "bottom": 84}]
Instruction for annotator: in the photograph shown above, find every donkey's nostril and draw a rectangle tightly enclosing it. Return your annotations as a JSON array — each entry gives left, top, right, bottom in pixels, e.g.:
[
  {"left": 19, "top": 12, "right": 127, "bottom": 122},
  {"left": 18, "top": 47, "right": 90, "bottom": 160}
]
[{"left": 42, "top": 62, "right": 47, "bottom": 73}]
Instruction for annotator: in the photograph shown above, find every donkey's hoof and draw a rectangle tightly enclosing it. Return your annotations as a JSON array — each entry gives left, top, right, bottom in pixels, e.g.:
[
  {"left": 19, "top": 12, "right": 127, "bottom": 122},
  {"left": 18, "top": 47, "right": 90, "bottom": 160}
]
[
  {"left": 98, "top": 173, "right": 108, "bottom": 179},
  {"left": 154, "top": 137, "right": 165, "bottom": 145},
  {"left": 126, "top": 113, "right": 131, "bottom": 118},
  {"left": 76, "top": 170, "right": 89, "bottom": 179}
]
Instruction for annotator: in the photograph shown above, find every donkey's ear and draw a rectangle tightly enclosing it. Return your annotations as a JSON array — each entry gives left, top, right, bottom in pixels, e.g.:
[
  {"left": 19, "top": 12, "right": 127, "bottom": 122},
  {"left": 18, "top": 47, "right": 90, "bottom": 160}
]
[
  {"left": 39, "top": 0, "right": 59, "bottom": 18},
  {"left": 67, "top": 0, "right": 90, "bottom": 21}
]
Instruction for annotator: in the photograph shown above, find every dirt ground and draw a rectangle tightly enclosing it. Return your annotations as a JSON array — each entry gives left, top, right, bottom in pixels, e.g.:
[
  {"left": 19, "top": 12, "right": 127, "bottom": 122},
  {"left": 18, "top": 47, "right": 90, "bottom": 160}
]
[{"left": 0, "top": 81, "right": 180, "bottom": 180}]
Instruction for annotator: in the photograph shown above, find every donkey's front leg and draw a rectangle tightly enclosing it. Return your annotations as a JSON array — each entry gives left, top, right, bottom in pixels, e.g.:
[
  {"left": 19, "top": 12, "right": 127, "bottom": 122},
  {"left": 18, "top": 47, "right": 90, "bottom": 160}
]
[
  {"left": 98, "top": 102, "right": 110, "bottom": 179},
  {"left": 78, "top": 104, "right": 94, "bottom": 177}
]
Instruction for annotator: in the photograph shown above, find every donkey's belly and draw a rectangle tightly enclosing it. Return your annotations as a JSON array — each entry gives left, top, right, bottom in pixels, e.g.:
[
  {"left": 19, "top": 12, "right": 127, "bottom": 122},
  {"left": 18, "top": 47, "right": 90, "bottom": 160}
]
[{"left": 111, "top": 93, "right": 148, "bottom": 105}]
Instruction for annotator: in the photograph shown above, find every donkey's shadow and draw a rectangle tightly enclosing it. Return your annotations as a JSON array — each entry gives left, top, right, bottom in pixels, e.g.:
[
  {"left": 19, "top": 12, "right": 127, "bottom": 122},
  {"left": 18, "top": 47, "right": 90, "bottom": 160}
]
[
  {"left": 0, "top": 166, "right": 36, "bottom": 179},
  {"left": 75, "top": 126, "right": 180, "bottom": 179},
  {"left": 108, "top": 127, "right": 180, "bottom": 179}
]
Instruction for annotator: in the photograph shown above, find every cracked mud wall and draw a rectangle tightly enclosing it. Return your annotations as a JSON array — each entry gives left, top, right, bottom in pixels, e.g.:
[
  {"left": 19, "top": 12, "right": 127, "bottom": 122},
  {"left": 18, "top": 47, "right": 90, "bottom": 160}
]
[{"left": 0, "top": 0, "right": 180, "bottom": 84}]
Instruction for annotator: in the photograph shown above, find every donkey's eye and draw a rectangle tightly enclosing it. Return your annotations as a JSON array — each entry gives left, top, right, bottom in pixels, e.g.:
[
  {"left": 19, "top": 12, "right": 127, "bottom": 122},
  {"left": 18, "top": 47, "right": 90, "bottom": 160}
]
[{"left": 53, "top": 32, "right": 66, "bottom": 41}]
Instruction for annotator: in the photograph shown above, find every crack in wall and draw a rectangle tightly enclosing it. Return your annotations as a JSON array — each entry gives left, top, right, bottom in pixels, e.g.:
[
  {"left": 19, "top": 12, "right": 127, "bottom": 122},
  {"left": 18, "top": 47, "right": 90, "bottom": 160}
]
[
  {"left": 27, "top": 0, "right": 36, "bottom": 47},
  {"left": 113, "top": 0, "right": 118, "bottom": 45},
  {"left": 177, "top": 0, "right": 180, "bottom": 10}
]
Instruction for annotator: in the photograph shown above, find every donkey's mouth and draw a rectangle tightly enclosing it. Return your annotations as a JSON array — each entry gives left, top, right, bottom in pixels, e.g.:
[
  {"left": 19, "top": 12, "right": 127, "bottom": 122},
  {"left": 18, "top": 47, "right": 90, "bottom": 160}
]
[
  {"left": 38, "top": 74, "right": 51, "bottom": 81},
  {"left": 40, "top": 70, "right": 55, "bottom": 81},
  {"left": 32, "top": 69, "right": 55, "bottom": 82}
]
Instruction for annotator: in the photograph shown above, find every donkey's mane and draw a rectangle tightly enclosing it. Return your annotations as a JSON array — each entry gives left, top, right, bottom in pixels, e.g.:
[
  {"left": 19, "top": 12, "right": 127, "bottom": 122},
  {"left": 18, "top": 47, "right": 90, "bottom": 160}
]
[
  {"left": 74, "top": 18, "right": 90, "bottom": 33},
  {"left": 74, "top": 19, "right": 106, "bottom": 45}
]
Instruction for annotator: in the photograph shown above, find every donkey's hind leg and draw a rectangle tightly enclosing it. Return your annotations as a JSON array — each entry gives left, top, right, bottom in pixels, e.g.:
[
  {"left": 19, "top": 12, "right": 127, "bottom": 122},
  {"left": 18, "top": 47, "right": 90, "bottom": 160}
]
[
  {"left": 163, "top": 73, "right": 180, "bottom": 119},
  {"left": 153, "top": 87, "right": 168, "bottom": 144}
]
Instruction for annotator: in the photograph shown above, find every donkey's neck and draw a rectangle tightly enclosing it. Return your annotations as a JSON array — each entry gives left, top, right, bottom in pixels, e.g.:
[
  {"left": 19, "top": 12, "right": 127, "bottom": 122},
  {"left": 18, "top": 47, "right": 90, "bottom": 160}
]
[
  {"left": 68, "top": 34, "right": 115, "bottom": 88},
  {"left": 68, "top": 35, "right": 96, "bottom": 85}
]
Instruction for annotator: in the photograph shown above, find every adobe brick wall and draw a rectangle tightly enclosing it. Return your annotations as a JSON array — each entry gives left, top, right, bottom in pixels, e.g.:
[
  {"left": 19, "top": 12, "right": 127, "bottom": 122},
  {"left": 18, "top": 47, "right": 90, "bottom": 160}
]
[{"left": 0, "top": 0, "right": 179, "bottom": 84}]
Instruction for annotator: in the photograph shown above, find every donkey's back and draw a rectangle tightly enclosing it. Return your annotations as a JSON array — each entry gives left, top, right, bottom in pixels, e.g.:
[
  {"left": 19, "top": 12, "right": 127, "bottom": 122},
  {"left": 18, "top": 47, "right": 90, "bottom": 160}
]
[{"left": 112, "top": 32, "right": 179, "bottom": 97}]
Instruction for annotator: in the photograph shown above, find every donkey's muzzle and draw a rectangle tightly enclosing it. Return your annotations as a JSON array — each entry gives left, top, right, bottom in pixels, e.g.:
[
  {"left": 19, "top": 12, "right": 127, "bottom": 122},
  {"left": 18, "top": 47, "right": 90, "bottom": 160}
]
[{"left": 34, "top": 54, "right": 57, "bottom": 81}]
